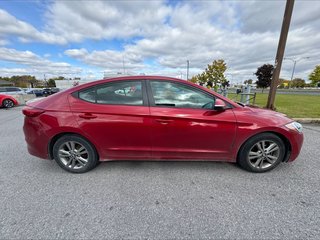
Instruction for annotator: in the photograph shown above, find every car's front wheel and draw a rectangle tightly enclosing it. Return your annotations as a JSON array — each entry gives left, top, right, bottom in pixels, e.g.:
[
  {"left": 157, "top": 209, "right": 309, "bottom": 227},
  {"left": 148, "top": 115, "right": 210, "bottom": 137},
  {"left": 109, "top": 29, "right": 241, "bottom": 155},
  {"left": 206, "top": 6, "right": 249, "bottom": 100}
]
[
  {"left": 237, "top": 133, "right": 286, "bottom": 173},
  {"left": 53, "top": 135, "right": 98, "bottom": 173},
  {"left": 2, "top": 99, "right": 15, "bottom": 108}
]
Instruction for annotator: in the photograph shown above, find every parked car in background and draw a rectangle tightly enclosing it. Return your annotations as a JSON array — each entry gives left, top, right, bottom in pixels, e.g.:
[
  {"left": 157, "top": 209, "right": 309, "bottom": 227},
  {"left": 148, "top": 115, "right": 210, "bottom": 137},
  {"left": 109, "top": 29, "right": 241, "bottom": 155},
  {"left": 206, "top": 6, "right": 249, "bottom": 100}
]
[
  {"left": 26, "top": 89, "right": 44, "bottom": 97},
  {"left": 42, "top": 88, "right": 52, "bottom": 96},
  {"left": 0, "top": 87, "right": 26, "bottom": 95},
  {"left": 23, "top": 76, "right": 303, "bottom": 174},
  {"left": 0, "top": 94, "right": 18, "bottom": 108},
  {"left": 42, "top": 87, "right": 60, "bottom": 96},
  {"left": 50, "top": 88, "right": 60, "bottom": 94}
]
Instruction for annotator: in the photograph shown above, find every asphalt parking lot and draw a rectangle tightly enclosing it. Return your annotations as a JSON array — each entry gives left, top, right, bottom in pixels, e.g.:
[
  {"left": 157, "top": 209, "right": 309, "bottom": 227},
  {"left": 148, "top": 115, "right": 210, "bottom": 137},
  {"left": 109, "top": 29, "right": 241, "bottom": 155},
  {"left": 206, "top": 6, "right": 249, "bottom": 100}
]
[{"left": 1, "top": 106, "right": 320, "bottom": 239}]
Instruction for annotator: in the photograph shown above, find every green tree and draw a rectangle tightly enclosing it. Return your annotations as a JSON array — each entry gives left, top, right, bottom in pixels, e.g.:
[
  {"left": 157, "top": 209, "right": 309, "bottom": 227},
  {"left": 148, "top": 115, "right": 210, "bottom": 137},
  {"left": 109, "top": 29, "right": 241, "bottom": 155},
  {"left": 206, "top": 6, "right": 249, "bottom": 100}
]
[
  {"left": 244, "top": 79, "right": 253, "bottom": 85},
  {"left": 278, "top": 78, "right": 290, "bottom": 89},
  {"left": 47, "top": 79, "right": 56, "bottom": 87},
  {"left": 190, "top": 75, "right": 198, "bottom": 84},
  {"left": 5, "top": 75, "right": 39, "bottom": 88},
  {"left": 291, "top": 78, "right": 306, "bottom": 88},
  {"left": 190, "top": 72, "right": 208, "bottom": 86},
  {"left": 197, "top": 72, "right": 208, "bottom": 86},
  {"left": 255, "top": 64, "right": 274, "bottom": 93},
  {"left": 49, "top": 76, "right": 65, "bottom": 81},
  {"left": 205, "top": 59, "right": 227, "bottom": 91},
  {"left": 309, "top": 65, "right": 320, "bottom": 86},
  {"left": 25, "top": 75, "right": 39, "bottom": 88}
]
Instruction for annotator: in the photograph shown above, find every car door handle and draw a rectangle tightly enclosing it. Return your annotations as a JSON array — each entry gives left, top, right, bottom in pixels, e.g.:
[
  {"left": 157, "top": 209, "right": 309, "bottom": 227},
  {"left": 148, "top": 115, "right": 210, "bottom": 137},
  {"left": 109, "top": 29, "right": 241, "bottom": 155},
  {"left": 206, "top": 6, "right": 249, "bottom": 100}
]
[
  {"left": 79, "top": 113, "right": 97, "bottom": 119},
  {"left": 155, "top": 119, "right": 173, "bottom": 124}
]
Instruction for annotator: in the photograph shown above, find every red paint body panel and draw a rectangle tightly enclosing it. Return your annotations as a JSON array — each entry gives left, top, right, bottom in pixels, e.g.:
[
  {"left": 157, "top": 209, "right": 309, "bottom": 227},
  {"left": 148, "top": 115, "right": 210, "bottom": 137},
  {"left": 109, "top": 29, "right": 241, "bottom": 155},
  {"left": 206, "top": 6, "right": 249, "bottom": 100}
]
[
  {"left": 68, "top": 95, "right": 152, "bottom": 160},
  {"left": 22, "top": 76, "right": 303, "bottom": 165},
  {"left": 149, "top": 107, "right": 236, "bottom": 160},
  {"left": 23, "top": 110, "right": 80, "bottom": 159},
  {"left": 229, "top": 106, "right": 303, "bottom": 162}
]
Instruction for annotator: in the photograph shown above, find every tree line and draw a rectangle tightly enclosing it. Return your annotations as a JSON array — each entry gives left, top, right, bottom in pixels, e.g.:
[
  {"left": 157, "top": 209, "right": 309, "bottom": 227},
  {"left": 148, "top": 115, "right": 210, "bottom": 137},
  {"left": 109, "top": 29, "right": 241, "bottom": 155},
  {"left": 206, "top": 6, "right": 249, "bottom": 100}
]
[
  {"left": 190, "top": 60, "right": 320, "bottom": 91},
  {"left": 253, "top": 64, "right": 320, "bottom": 91},
  {"left": 1, "top": 63, "right": 319, "bottom": 90},
  {"left": 0, "top": 76, "right": 76, "bottom": 88}
]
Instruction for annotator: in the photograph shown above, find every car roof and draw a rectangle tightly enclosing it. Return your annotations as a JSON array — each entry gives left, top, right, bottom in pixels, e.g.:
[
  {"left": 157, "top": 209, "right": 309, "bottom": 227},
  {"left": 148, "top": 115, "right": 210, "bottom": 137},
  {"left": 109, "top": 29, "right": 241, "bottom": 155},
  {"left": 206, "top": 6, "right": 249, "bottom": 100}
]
[
  {"left": 64, "top": 75, "right": 238, "bottom": 108},
  {"left": 69, "top": 75, "right": 185, "bottom": 91}
]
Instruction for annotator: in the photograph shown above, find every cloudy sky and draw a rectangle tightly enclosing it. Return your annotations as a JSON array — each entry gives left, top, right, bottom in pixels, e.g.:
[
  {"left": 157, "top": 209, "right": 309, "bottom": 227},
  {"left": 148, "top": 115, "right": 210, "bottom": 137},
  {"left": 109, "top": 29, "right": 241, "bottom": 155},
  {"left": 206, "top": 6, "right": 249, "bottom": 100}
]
[{"left": 0, "top": 0, "right": 319, "bottom": 83}]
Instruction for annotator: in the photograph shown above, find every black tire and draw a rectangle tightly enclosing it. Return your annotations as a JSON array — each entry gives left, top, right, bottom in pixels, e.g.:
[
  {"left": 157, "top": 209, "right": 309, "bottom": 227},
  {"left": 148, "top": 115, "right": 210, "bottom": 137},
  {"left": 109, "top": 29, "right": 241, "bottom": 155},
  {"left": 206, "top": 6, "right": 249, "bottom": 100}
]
[
  {"left": 2, "top": 99, "right": 15, "bottom": 108},
  {"left": 237, "top": 133, "right": 286, "bottom": 173},
  {"left": 53, "top": 135, "right": 98, "bottom": 173}
]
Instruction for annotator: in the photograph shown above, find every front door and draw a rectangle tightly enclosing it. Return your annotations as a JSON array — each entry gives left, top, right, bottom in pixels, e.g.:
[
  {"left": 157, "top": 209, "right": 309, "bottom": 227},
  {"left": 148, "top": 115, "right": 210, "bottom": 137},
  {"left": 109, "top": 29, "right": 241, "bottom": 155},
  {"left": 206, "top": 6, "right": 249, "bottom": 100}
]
[{"left": 147, "top": 80, "right": 237, "bottom": 160}]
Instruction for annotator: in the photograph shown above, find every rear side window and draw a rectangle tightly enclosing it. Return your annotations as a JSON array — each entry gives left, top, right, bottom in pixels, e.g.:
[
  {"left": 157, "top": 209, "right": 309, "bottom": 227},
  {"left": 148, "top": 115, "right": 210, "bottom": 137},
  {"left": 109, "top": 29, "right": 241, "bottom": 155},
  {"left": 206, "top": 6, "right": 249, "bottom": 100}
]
[
  {"left": 78, "top": 81, "right": 143, "bottom": 106},
  {"left": 79, "top": 88, "right": 96, "bottom": 103}
]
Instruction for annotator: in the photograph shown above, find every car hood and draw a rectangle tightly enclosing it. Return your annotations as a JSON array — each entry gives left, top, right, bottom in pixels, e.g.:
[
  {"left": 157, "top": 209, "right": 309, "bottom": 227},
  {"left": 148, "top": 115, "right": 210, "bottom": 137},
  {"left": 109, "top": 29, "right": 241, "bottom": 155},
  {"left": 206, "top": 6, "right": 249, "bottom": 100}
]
[{"left": 234, "top": 105, "right": 293, "bottom": 127}]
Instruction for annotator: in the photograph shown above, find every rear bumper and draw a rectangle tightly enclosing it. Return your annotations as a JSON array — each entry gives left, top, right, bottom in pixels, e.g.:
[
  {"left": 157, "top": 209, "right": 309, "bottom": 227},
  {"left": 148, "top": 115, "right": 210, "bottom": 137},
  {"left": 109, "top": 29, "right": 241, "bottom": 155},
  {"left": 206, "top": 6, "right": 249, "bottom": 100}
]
[{"left": 23, "top": 116, "right": 50, "bottom": 159}]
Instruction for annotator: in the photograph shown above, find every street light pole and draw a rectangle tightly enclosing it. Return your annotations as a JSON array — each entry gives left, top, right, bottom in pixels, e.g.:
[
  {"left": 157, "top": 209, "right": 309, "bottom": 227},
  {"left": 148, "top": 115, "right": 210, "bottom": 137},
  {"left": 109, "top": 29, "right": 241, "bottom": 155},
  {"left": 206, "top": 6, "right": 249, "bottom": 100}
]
[
  {"left": 186, "top": 60, "right": 190, "bottom": 80},
  {"left": 284, "top": 57, "right": 310, "bottom": 84},
  {"left": 291, "top": 60, "right": 296, "bottom": 81}
]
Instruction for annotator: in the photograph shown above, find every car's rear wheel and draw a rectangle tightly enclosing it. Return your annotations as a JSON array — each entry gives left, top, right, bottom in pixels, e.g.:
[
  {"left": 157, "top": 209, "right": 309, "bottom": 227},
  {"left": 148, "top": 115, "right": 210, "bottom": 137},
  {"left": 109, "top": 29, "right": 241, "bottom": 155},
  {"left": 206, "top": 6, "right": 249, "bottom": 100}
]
[
  {"left": 2, "top": 99, "right": 15, "bottom": 108},
  {"left": 237, "top": 133, "right": 285, "bottom": 173},
  {"left": 53, "top": 135, "right": 98, "bottom": 173}
]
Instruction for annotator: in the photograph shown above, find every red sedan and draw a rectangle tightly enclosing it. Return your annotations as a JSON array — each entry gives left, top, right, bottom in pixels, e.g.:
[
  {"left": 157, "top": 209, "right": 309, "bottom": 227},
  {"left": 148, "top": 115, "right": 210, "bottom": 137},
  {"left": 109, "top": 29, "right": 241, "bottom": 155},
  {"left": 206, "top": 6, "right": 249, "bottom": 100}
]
[
  {"left": 22, "top": 76, "right": 303, "bottom": 173},
  {"left": 0, "top": 94, "right": 18, "bottom": 108}
]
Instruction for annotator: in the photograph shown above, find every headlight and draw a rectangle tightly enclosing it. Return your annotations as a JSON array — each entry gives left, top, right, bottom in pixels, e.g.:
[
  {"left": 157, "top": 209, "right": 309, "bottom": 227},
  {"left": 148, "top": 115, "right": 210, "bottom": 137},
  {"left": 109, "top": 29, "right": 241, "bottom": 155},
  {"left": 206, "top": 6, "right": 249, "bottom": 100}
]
[{"left": 285, "top": 121, "right": 303, "bottom": 133}]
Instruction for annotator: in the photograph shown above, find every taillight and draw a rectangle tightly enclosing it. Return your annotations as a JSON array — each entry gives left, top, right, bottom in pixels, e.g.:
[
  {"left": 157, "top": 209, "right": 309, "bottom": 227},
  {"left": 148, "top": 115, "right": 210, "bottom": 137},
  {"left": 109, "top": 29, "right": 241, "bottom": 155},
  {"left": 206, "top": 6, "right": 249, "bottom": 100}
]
[{"left": 22, "top": 106, "right": 45, "bottom": 117}]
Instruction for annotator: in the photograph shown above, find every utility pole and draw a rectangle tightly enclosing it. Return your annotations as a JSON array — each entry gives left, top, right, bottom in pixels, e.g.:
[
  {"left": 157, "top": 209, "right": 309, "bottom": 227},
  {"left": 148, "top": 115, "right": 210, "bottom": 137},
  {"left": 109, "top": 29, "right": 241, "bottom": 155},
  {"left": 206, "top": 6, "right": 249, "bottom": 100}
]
[
  {"left": 44, "top": 74, "right": 47, "bottom": 87},
  {"left": 122, "top": 55, "right": 126, "bottom": 74},
  {"left": 266, "top": 0, "right": 295, "bottom": 109},
  {"left": 186, "top": 60, "right": 190, "bottom": 80}
]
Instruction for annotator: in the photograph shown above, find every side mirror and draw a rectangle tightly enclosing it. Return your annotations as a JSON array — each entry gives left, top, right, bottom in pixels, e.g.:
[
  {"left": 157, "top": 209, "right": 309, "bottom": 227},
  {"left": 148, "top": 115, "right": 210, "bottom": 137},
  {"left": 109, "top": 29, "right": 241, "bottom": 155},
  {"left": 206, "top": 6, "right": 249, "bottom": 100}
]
[{"left": 214, "top": 99, "right": 227, "bottom": 111}]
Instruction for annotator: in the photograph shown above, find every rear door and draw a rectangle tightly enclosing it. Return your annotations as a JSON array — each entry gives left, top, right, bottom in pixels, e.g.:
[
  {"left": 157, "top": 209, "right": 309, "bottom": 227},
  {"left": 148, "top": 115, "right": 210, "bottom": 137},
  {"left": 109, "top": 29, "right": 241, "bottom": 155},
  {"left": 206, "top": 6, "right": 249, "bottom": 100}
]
[
  {"left": 147, "top": 80, "right": 237, "bottom": 160},
  {"left": 69, "top": 80, "right": 152, "bottom": 160}
]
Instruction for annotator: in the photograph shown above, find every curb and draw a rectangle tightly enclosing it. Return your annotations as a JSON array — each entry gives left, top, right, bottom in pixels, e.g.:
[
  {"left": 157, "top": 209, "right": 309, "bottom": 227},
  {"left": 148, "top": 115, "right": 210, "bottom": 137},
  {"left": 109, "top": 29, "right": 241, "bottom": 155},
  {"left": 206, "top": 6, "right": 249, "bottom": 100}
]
[{"left": 293, "top": 118, "right": 320, "bottom": 124}]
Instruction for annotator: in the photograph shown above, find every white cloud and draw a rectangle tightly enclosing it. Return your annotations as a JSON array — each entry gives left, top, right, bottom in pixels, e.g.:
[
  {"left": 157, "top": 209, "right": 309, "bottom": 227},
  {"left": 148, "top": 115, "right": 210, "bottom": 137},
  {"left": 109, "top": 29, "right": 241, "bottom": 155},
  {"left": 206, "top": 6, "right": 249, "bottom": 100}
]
[
  {"left": 0, "top": 38, "right": 9, "bottom": 46},
  {"left": 238, "top": 1, "right": 320, "bottom": 33},
  {"left": 0, "top": 47, "right": 82, "bottom": 77},
  {"left": 59, "top": 0, "right": 319, "bottom": 81},
  {"left": 0, "top": 0, "right": 319, "bottom": 82},
  {"left": 64, "top": 48, "right": 144, "bottom": 71},
  {"left": 45, "top": 0, "right": 171, "bottom": 42},
  {"left": 0, "top": 9, "right": 67, "bottom": 44},
  {"left": 0, "top": 68, "right": 29, "bottom": 75}
]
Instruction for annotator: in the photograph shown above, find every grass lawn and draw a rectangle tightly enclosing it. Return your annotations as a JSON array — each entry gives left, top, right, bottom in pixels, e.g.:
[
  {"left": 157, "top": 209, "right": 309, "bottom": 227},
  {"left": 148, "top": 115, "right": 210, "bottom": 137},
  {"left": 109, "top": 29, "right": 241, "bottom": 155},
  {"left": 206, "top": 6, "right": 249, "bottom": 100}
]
[{"left": 227, "top": 93, "right": 320, "bottom": 118}]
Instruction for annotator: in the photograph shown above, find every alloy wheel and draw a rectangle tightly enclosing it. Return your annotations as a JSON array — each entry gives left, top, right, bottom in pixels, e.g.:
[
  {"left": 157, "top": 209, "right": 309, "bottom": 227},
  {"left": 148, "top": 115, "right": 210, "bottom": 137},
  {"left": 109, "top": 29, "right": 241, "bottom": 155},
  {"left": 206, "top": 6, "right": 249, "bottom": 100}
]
[
  {"left": 248, "top": 140, "right": 280, "bottom": 169},
  {"left": 58, "top": 141, "right": 89, "bottom": 170},
  {"left": 3, "top": 99, "right": 14, "bottom": 108}
]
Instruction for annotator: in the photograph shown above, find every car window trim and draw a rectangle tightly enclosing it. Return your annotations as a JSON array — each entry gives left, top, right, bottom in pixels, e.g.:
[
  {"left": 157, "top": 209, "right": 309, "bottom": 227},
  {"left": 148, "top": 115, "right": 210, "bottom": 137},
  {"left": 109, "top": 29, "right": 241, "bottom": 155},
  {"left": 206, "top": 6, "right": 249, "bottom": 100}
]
[
  {"left": 146, "top": 80, "right": 220, "bottom": 110},
  {"left": 74, "top": 80, "right": 149, "bottom": 107}
]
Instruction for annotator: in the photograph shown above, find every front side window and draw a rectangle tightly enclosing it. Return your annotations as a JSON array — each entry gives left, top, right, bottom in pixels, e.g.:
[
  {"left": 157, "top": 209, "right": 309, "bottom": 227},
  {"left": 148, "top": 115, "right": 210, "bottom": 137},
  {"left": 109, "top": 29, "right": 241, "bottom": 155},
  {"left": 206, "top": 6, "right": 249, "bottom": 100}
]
[
  {"left": 150, "top": 81, "right": 215, "bottom": 109},
  {"left": 79, "top": 81, "right": 143, "bottom": 106}
]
